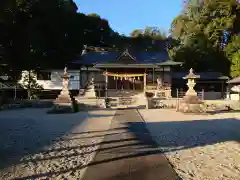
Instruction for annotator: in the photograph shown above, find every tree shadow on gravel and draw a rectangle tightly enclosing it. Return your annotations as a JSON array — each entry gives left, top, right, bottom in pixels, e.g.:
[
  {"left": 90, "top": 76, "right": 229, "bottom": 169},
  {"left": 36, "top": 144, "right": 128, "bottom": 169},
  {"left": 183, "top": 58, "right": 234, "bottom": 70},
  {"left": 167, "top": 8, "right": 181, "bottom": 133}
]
[
  {"left": 0, "top": 110, "right": 115, "bottom": 172},
  {"left": 134, "top": 117, "right": 240, "bottom": 153},
  {"left": 10, "top": 111, "right": 239, "bottom": 180},
  {"left": 13, "top": 110, "right": 178, "bottom": 180}
]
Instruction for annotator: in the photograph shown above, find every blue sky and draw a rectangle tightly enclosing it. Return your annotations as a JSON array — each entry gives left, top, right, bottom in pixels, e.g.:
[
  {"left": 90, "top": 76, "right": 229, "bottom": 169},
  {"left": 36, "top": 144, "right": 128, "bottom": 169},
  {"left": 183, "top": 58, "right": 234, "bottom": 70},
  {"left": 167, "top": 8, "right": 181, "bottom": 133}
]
[{"left": 75, "top": 0, "right": 183, "bottom": 36}]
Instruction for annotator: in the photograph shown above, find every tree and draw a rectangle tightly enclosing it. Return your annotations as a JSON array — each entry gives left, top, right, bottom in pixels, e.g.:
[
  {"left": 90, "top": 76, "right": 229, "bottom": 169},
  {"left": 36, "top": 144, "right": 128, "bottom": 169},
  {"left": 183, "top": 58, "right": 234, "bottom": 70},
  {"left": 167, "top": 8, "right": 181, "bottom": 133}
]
[
  {"left": 225, "top": 35, "right": 240, "bottom": 60},
  {"left": 0, "top": 0, "right": 115, "bottom": 72},
  {"left": 230, "top": 52, "right": 240, "bottom": 77},
  {"left": 225, "top": 35, "right": 240, "bottom": 77},
  {"left": 21, "top": 70, "right": 43, "bottom": 100},
  {"left": 87, "top": 13, "right": 101, "bottom": 18},
  {"left": 130, "top": 29, "right": 143, "bottom": 37},
  {"left": 0, "top": 0, "right": 79, "bottom": 69},
  {"left": 169, "top": 0, "right": 240, "bottom": 74},
  {"left": 143, "top": 26, "right": 167, "bottom": 39}
]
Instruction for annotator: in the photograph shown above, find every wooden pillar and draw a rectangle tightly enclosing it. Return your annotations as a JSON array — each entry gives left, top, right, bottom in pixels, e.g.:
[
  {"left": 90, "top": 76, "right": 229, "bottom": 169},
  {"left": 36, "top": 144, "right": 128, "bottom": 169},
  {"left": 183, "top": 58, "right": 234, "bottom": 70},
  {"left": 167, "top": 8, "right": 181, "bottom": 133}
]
[
  {"left": 79, "top": 67, "right": 81, "bottom": 89},
  {"left": 133, "top": 78, "right": 135, "bottom": 90},
  {"left": 221, "top": 80, "right": 224, "bottom": 98},
  {"left": 87, "top": 66, "right": 89, "bottom": 82},
  {"left": 128, "top": 77, "right": 130, "bottom": 90},
  {"left": 162, "top": 67, "right": 165, "bottom": 84},
  {"left": 144, "top": 73, "right": 147, "bottom": 92},
  {"left": 153, "top": 68, "right": 155, "bottom": 84},
  {"left": 105, "top": 69, "right": 108, "bottom": 99}
]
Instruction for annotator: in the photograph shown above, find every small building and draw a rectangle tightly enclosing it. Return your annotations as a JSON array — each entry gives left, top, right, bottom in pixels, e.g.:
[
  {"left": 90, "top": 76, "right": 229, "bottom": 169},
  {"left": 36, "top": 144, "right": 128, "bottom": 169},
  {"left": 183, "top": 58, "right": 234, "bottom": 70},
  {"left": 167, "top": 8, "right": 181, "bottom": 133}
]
[
  {"left": 227, "top": 76, "right": 240, "bottom": 101},
  {"left": 171, "top": 72, "right": 229, "bottom": 99}
]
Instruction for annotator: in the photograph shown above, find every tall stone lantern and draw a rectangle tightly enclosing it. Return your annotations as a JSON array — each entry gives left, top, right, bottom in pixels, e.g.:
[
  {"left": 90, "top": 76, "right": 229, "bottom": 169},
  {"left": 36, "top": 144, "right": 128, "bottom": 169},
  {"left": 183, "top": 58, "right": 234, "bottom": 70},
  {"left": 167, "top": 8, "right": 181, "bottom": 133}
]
[
  {"left": 55, "top": 67, "right": 74, "bottom": 104},
  {"left": 178, "top": 68, "right": 204, "bottom": 113},
  {"left": 47, "top": 67, "right": 79, "bottom": 113}
]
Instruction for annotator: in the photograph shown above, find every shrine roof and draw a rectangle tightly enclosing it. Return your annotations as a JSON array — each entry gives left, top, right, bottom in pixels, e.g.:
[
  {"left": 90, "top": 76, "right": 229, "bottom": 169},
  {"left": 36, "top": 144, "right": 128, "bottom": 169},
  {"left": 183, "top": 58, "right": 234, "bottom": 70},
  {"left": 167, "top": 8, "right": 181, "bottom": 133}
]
[
  {"left": 93, "top": 63, "right": 159, "bottom": 68},
  {"left": 227, "top": 76, "right": 240, "bottom": 84},
  {"left": 72, "top": 49, "right": 174, "bottom": 67}
]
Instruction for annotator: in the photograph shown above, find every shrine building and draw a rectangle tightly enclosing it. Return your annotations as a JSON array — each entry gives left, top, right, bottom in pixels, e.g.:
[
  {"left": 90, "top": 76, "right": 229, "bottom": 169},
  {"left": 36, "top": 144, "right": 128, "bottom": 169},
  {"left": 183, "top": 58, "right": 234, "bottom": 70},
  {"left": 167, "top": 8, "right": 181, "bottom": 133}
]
[{"left": 72, "top": 48, "right": 182, "bottom": 98}]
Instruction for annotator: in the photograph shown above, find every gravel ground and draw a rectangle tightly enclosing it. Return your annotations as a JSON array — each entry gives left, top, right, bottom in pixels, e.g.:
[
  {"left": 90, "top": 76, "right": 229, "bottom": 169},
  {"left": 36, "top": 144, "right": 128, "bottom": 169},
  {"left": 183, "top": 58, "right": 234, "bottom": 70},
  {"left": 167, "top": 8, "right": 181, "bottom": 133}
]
[
  {"left": 0, "top": 108, "right": 115, "bottom": 180},
  {"left": 139, "top": 109, "right": 240, "bottom": 180}
]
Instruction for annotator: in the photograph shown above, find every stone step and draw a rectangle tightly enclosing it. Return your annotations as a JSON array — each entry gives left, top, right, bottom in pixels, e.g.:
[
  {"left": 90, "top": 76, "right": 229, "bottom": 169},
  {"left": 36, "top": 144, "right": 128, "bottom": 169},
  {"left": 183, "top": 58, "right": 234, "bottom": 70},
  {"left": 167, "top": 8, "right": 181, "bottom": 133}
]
[{"left": 118, "top": 97, "right": 133, "bottom": 105}]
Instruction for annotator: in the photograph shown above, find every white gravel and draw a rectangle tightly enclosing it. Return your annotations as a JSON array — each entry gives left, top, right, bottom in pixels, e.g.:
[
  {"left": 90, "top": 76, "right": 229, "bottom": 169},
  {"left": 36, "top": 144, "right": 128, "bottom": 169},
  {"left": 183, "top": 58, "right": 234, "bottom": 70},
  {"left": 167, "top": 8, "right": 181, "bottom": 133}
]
[
  {"left": 0, "top": 108, "right": 115, "bottom": 180},
  {"left": 139, "top": 109, "right": 240, "bottom": 180}
]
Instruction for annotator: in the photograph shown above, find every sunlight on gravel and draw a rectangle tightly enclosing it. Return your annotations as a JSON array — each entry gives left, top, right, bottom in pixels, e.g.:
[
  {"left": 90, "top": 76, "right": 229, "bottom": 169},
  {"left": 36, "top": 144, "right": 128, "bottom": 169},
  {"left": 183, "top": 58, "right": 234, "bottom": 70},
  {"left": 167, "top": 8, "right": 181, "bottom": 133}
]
[{"left": 139, "top": 109, "right": 240, "bottom": 180}]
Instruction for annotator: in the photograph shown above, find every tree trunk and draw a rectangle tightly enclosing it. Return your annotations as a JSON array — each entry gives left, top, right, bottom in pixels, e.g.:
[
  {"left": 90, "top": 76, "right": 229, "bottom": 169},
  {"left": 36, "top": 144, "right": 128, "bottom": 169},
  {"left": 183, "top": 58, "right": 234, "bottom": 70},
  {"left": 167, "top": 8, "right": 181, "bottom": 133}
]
[
  {"left": 27, "top": 89, "right": 31, "bottom": 100},
  {"left": 27, "top": 71, "right": 31, "bottom": 100}
]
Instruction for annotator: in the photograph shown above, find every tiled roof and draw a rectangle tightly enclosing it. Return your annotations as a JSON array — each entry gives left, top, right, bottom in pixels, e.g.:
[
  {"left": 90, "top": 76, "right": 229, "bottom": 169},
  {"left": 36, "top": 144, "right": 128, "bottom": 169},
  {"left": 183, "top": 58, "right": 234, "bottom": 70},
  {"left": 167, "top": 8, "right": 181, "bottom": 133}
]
[
  {"left": 72, "top": 51, "right": 119, "bottom": 65},
  {"left": 72, "top": 50, "right": 169, "bottom": 65},
  {"left": 228, "top": 76, "right": 240, "bottom": 84}
]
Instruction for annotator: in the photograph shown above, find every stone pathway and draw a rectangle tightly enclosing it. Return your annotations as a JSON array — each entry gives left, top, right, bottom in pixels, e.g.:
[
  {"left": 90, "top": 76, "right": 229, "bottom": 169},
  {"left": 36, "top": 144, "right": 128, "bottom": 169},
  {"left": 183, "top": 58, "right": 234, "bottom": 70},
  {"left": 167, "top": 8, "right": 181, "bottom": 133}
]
[{"left": 83, "top": 109, "right": 178, "bottom": 180}]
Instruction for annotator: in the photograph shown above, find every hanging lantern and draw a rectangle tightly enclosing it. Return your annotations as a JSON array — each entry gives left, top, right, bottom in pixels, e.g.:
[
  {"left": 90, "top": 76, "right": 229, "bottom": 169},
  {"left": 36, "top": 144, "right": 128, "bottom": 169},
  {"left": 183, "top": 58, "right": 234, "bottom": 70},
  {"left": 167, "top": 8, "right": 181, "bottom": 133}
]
[
  {"left": 138, "top": 76, "right": 140, "bottom": 80},
  {"left": 114, "top": 76, "right": 116, "bottom": 80}
]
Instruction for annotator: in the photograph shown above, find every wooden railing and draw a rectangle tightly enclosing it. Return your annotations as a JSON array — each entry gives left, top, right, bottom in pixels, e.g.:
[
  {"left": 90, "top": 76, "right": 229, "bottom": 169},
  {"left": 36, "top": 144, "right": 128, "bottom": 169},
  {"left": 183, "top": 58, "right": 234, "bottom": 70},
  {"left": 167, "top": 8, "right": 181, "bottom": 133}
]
[
  {"left": 0, "top": 82, "right": 10, "bottom": 89},
  {"left": 146, "top": 83, "right": 171, "bottom": 90}
]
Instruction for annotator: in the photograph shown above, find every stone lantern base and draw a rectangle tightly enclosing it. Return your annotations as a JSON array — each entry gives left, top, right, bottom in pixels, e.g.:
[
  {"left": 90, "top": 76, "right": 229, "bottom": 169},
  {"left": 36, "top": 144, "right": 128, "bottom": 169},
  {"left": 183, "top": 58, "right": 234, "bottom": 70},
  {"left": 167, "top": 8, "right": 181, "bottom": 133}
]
[
  {"left": 55, "top": 88, "right": 73, "bottom": 103},
  {"left": 178, "top": 95, "right": 205, "bottom": 113}
]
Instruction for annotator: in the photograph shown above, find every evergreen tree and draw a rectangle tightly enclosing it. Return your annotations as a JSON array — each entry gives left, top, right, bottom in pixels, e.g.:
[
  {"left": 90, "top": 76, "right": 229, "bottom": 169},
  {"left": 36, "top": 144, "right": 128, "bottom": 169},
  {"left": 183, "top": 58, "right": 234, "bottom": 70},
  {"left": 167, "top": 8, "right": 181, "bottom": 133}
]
[{"left": 21, "top": 71, "right": 43, "bottom": 100}]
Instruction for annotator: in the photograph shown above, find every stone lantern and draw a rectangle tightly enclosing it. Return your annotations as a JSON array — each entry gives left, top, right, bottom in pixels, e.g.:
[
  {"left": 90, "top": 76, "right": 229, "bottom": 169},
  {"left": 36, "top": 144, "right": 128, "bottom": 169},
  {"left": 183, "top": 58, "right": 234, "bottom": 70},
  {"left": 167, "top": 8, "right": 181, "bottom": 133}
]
[
  {"left": 48, "top": 67, "right": 79, "bottom": 113},
  {"left": 183, "top": 68, "right": 200, "bottom": 97},
  {"left": 55, "top": 67, "right": 74, "bottom": 104},
  {"left": 178, "top": 68, "right": 205, "bottom": 113}
]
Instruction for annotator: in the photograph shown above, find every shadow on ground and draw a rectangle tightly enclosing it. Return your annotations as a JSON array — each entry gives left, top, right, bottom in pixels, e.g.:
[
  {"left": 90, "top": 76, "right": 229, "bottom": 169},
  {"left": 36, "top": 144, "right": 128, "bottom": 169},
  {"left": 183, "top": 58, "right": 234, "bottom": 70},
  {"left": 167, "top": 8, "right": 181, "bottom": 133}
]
[
  {"left": 3, "top": 109, "right": 240, "bottom": 180},
  {"left": 0, "top": 109, "right": 114, "bottom": 172},
  {"left": 13, "top": 109, "right": 174, "bottom": 180},
  {"left": 130, "top": 117, "right": 240, "bottom": 152}
]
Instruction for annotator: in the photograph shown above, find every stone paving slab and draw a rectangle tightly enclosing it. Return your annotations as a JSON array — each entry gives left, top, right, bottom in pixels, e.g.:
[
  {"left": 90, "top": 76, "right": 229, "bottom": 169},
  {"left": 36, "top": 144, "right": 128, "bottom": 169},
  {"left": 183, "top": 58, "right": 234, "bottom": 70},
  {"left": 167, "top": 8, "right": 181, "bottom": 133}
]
[{"left": 83, "top": 109, "right": 178, "bottom": 180}]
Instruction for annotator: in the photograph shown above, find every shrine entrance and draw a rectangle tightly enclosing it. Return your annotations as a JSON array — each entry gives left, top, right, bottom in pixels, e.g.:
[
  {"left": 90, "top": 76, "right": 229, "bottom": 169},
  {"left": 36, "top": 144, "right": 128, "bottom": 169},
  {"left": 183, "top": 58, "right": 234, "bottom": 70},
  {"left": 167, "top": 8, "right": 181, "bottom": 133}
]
[
  {"left": 104, "top": 72, "right": 147, "bottom": 92},
  {"left": 105, "top": 72, "right": 145, "bottom": 91}
]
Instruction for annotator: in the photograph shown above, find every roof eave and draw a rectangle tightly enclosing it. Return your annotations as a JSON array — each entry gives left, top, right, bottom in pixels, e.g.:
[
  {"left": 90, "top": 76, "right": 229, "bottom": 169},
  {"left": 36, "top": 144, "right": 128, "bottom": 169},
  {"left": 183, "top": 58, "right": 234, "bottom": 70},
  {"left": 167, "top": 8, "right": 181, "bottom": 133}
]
[
  {"left": 227, "top": 77, "right": 240, "bottom": 83},
  {"left": 156, "top": 61, "right": 183, "bottom": 66},
  {"left": 93, "top": 63, "right": 158, "bottom": 68}
]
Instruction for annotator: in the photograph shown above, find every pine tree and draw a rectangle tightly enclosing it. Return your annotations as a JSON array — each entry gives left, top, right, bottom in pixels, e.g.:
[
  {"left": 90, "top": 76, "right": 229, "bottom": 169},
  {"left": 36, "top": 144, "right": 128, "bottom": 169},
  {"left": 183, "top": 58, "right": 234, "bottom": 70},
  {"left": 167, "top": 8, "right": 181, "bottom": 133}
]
[{"left": 22, "top": 71, "right": 43, "bottom": 100}]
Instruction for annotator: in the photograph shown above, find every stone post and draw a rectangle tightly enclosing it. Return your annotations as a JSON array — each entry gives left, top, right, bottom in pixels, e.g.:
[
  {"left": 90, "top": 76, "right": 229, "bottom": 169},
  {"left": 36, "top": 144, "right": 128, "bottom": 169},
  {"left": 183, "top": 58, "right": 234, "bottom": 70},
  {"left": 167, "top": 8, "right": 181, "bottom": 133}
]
[{"left": 104, "top": 71, "right": 109, "bottom": 108}]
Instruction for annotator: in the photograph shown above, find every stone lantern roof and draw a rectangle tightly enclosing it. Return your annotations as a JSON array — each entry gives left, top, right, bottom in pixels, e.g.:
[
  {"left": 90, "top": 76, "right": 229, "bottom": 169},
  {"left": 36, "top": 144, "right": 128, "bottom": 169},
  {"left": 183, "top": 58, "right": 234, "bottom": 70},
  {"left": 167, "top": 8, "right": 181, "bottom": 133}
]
[{"left": 183, "top": 68, "right": 200, "bottom": 79}]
